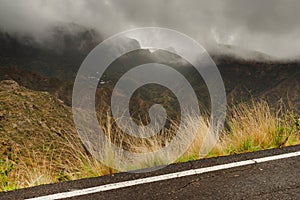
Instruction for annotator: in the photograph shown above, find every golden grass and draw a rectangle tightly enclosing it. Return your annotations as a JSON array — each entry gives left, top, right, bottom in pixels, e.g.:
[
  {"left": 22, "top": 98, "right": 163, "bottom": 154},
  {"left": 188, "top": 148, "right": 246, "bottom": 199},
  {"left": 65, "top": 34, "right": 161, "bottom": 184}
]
[
  {"left": 0, "top": 100, "right": 299, "bottom": 191},
  {"left": 209, "top": 100, "right": 300, "bottom": 156},
  {"left": 1, "top": 138, "right": 112, "bottom": 191}
]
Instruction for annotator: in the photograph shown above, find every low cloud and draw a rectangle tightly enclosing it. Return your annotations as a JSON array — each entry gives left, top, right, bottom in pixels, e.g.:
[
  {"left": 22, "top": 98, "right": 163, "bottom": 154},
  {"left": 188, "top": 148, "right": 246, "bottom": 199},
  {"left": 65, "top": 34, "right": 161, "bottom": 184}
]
[{"left": 0, "top": 0, "right": 300, "bottom": 58}]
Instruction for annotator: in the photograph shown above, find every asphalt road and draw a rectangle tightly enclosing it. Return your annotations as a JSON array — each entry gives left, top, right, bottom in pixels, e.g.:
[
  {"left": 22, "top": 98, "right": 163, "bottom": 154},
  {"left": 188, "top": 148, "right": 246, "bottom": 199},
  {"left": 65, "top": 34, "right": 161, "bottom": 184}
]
[{"left": 1, "top": 145, "right": 299, "bottom": 200}]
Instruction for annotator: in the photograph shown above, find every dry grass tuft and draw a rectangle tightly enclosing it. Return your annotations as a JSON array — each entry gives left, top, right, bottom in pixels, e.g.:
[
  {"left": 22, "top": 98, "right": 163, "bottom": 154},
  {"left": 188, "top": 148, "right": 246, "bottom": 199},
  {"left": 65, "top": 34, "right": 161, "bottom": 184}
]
[{"left": 210, "top": 100, "right": 300, "bottom": 156}]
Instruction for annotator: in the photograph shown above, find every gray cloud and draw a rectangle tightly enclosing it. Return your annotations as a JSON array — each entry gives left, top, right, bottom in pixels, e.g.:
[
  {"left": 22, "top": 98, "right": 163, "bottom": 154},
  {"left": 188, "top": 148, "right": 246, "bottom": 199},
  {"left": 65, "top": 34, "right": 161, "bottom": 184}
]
[{"left": 0, "top": 0, "right": 300, "bottom": 58}]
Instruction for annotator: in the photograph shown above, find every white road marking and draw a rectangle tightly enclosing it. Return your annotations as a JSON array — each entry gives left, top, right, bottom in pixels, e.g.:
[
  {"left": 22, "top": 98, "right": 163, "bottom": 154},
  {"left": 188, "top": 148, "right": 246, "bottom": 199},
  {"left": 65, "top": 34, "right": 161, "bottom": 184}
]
[{"left": 26, "top": 150, "right": 300, "bottom": 200}]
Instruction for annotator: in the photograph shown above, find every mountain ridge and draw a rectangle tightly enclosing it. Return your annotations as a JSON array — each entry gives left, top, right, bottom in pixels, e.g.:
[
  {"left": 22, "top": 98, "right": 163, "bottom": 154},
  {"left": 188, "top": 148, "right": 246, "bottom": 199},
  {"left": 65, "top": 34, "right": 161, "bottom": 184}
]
[{"left": 0, "top": 25, "right": 299, "bottom": 113}]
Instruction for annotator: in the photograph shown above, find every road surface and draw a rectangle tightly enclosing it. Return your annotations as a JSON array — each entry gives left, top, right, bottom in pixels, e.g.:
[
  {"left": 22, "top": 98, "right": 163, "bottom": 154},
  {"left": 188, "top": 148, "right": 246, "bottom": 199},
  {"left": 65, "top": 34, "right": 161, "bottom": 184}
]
[{"left": 1, "top": 145, "right": 299, "bottom": 200}]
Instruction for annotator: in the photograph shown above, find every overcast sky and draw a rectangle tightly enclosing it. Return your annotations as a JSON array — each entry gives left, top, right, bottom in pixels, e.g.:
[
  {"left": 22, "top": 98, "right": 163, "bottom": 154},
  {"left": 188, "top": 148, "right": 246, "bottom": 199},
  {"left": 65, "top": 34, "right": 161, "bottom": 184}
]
[{"left": 0, "top": 0, "right": 300, "bottom": 58}]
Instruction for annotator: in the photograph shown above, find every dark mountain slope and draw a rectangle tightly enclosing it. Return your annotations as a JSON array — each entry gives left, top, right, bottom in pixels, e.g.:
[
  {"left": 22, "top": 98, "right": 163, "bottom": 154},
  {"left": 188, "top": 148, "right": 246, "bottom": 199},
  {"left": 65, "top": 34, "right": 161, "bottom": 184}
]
[{"left": 0, "top": 26, "right": 299, "bottom": 113}]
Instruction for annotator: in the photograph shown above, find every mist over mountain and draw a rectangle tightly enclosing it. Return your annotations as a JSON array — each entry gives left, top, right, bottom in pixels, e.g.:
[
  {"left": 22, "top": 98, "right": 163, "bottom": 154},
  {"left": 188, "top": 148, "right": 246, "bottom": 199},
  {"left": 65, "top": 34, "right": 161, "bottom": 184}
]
[
  {"left": 0, "top": 24, "right": 102, "bottom": 79},
  {"left": 0, "top": 24, "right": 299, "bottom": 114},
  {"left": 0, "top": 0, "right": 300, "bottom": 114}
]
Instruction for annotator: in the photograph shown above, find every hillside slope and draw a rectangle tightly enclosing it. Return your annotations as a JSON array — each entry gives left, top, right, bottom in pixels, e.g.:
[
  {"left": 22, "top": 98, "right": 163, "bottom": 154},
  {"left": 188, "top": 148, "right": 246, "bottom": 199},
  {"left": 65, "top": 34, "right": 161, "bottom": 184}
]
[{"left": 0, "top": 80, "right": 105, "bottom": 190}]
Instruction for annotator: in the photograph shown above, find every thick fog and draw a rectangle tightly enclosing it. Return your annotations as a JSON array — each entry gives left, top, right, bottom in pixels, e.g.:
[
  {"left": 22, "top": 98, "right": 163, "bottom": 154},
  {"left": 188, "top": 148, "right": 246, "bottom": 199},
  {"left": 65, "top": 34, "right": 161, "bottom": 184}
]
[{"left": 0, "top": 0, "right": 300, "bottom": 58}]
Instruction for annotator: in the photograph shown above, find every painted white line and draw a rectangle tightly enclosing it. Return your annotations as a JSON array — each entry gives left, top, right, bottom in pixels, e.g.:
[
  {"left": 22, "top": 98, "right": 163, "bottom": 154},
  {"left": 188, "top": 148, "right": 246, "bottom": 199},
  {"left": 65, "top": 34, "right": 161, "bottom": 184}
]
[
  {"left": 26, "top": 150, "right": 300, "bottom": 200},
  {"left": 253, "top": 151, "right": 300, "bottom": 163}
]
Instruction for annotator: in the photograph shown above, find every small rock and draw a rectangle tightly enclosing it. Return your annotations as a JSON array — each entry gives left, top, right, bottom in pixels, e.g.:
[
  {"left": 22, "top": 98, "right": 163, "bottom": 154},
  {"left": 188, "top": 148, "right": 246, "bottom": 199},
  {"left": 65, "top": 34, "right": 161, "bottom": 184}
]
[
  {"left": 12, "top": 123, "right": 17, "bottom": 129},
  {"left": 38, "top": 121, "right": 49, "bottom": 129},
  {"left": 0, "top": 113, "right": 4, "bottom": 121},
  {"left": 0, "top": 80, "right": 20, "bottom": 91}
]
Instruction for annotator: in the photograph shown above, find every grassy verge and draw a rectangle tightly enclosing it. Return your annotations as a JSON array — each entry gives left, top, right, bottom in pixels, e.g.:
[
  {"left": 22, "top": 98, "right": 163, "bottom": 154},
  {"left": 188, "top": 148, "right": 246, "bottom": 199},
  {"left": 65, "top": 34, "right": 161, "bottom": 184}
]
[
  {"left": 209, "top": 101, "right": 300, "bottom": 157},
  {"left": 0, "top": 100, "right": 299, "bottom": 191}
]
